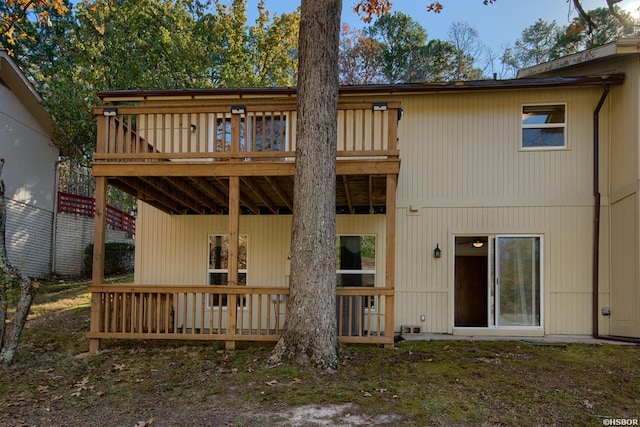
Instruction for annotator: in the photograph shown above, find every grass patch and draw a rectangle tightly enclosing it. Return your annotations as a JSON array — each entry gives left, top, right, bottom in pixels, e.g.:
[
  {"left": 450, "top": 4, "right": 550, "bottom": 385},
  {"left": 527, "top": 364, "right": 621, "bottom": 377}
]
[{"left": 1, "top": 276, "right": 639, "bottom": 425}]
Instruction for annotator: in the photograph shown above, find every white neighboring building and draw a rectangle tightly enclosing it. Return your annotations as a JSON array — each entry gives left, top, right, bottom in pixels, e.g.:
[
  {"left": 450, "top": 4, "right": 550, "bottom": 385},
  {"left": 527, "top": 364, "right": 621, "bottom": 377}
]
[{"left": 0, "top": 50, "right": 59, "bottom": 278}]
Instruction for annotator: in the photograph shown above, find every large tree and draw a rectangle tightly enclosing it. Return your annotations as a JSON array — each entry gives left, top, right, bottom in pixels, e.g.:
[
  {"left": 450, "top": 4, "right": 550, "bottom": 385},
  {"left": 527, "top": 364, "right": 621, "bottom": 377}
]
[{"left": 268, "top": 0, "right": 342, "bottom": 370}]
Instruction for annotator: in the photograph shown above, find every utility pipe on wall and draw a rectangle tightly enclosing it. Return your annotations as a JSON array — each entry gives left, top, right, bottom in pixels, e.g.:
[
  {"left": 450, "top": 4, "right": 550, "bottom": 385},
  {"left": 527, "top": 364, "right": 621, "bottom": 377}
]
[{"left": 592, "top": 85, "right": 609, "bottom": 339}]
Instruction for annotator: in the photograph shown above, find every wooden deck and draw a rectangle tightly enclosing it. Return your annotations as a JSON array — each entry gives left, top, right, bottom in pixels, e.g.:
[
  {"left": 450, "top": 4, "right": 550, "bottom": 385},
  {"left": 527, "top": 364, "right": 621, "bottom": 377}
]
[
  {"left": 92, "top": 101, "right": 401, "bottom": 215},
  {"left": 87, "top": 285, "right": 395, "bottom": 349},
  {"left": 89, "top": 96, "right": 401, "bottom": 352}
]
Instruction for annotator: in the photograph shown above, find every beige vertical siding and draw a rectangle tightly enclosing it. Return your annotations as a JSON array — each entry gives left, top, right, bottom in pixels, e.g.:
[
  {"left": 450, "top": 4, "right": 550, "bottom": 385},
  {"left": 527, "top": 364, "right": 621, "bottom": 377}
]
[
  {"left": 390, "top": 87, "right": 610, "bottom": 335},
  {"left": 610, "top": 193, "right": 640, "bottom": 337},
  {"left": 394, "top": 205, "right": 599, "bottom": 334},
  {"left": 608, "top": 58, "right": 640, "bottom": 337},
  {"left": 135, "top": 205, "right": 385, "bottom": 288}
]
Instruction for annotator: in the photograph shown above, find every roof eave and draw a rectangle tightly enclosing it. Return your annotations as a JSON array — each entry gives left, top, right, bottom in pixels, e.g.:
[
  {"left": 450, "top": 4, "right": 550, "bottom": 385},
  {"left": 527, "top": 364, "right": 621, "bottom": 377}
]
[
  {"left": 518, "top": 37, "right": 640, "bottom": 78},
  {"left": 97, "top": 75, "right": 624, "bottom": 103}
]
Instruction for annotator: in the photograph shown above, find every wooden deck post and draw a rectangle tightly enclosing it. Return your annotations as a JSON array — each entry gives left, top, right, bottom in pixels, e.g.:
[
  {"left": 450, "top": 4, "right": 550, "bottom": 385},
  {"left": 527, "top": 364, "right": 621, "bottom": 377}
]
[
  {"left": 226, "top": 175, "right": 240, "bottom": 350},
  {"left": 89, "top": 176, "right": 108, "bottom": 354},
  {"left": 385, "top": 174, "right": 397, "bottom": 348}
]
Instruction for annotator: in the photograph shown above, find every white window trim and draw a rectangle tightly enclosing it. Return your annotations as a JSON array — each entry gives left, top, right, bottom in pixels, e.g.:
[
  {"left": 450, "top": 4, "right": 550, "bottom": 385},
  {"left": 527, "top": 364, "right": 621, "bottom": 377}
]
[{"left": 520, "top": 103, "right": 567, "bottom": 151}]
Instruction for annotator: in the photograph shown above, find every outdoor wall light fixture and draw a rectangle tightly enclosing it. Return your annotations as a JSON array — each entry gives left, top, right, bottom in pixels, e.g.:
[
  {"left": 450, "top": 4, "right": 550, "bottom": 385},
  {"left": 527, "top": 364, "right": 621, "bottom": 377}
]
[
  {"left": 472, "top": 239, "right": 484, "bottom": 248},
  {"left": 102, "top": 108, "right": 118, "bottom": 117},
  {"left": 231, "top": 105, "right": 246, "bottom": 114},
  {"left": 433, "top": 244, "right": 442, "bottom": 259},
  {"left": 190, "top": 124, "right": 197, "bottom": 133},
  {"left": 372, "top": 102, "right": 388, "bottom": 111}
]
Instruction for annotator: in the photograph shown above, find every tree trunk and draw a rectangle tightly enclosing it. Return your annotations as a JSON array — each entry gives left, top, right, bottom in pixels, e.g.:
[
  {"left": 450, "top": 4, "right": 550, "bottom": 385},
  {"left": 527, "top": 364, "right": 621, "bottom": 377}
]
[
  {"left": 268, "top": 0, "right": 341, "bottom": 371},
  {"left": 0, "top": 159, "right": 37, "bottom": 363}
]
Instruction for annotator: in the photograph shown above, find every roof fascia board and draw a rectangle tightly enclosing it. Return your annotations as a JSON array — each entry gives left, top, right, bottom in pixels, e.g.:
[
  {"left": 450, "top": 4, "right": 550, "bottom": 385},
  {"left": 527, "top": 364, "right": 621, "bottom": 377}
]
[{"left": 98, "top": 75, "right": 624, "bottom": 103}]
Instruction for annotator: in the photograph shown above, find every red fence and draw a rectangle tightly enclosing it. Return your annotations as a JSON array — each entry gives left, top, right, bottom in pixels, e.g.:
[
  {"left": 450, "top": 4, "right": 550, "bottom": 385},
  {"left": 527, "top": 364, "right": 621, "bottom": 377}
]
[{"left": 57, "top": 192, "right": 136, "bottom": 235}]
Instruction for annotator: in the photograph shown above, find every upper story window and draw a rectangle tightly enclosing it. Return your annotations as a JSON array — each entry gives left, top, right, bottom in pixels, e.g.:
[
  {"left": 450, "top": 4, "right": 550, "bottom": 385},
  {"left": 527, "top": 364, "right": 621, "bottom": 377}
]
[{"left": 521, "top": 104, "right": 566, "bottom": 150}]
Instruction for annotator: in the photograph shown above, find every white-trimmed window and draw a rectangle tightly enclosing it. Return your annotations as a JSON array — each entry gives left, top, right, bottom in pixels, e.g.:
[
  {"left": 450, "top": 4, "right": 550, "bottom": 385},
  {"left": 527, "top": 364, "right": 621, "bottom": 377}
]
[
  {"left": 336, "top": 235, "right": 376, "bottom": 308},
  {"left": 207, "top": 234, "right": 247, "bottom": 307},
  {"left": 521, "top": 104, "right": 566, "bottom": 149}
]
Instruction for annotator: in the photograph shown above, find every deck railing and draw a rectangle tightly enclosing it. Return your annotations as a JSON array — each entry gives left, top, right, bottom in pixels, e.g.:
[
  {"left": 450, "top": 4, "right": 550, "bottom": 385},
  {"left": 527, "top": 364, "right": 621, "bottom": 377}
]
[
  {"left": 57, "top": 191, "right": 136, "bottom": 235},
  {"left": 88, "top": 285, "right": 394, "bottom": 348},
  {"left": 93, "top": 102, "right": 400, "bottom": 163}
]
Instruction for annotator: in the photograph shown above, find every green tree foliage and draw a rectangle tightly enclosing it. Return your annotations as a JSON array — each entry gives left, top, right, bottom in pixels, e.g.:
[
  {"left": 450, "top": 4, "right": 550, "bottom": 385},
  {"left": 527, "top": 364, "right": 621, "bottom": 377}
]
[
  {"left": 364, "top": 12, "right": 430, "bottom": 83},
  {"left": 4, "top": 0, "right": 299, "bottom": 161},
  {"left": 502, "top": 19, "right": 561, "bottom": 72},
  {"left": 551, "top": 6, "right": 638, "bottom": 59},
  {"left": 346, "top": 12, "right": 481, "bottom": 84},
  {"left": 338, "top": 23, "right": 385, "bottom": 85}
]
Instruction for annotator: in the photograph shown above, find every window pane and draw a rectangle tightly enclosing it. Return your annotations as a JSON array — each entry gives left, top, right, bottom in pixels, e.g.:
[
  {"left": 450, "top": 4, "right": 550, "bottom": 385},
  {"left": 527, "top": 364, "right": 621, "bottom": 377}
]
[
  {"left": 213, "top": 118, "right": 246, "bottom": 151},
  {"left": 337, "top": 273, "right": 375, "bottom": 287},
  {"left": 336, "top": 235, "right": 375, "bottom": 287},
  {"left": 360, "top": 236, "right": 376, "bottom": 269},
  {"left": 498, "top": 237, "right": 541, "bottom": 327},
  {"left": 522, "top": 127, "right": 564, "bottom": 148},
  {"left": 209, "top": 235, "right": 248, "bottom": 269},
  {"left": 336, "top": 236, "right": 376, "bottom": 270},
  {"left": 522, "top": 105, "right": 565, "bottom": 125},
  {"left": 209, "top": 272, "right": 227, "bottom": 285},
  {"left": 252, "top": 116, "right": 286, "bottom": 151},
  {"left": 209, "top": 236, "right": 227, "bottom": 269}
]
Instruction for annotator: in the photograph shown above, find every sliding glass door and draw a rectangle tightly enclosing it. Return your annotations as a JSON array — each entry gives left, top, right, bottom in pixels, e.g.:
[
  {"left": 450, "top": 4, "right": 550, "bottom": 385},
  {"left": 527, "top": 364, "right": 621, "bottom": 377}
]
[{"left": 455, "top": 235, "right": 542, "bottom": 329}]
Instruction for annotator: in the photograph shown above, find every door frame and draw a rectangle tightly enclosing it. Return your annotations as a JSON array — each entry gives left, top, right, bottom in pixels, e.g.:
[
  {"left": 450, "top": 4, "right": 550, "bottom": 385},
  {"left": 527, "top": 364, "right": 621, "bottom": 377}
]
[{"left": 452, "top": 234, "right": 545, "bottom": 335}]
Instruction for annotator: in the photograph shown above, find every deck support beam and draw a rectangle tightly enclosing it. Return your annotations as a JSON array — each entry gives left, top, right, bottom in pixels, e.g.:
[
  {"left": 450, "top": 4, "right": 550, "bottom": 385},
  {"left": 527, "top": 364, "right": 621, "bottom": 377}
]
[
  {"left": 89, "top": 176, "right": 108, "bottom": 355},
  {"left": 226, "top": 176, "right": 240, "bottom": 350},
  {"left": 384, "top": 173, "right": 397, "bottom": 349}
]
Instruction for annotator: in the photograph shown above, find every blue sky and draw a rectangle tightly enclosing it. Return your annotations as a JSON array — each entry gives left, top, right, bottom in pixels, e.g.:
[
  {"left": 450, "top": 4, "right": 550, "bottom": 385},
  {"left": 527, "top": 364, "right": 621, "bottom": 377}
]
[{"left": 239, "top": 0, "right": 640, "bottom": 53}]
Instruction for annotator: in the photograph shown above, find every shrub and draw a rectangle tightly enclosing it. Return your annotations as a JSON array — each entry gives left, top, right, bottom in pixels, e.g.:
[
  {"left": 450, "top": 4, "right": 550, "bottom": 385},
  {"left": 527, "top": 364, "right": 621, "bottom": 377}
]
[{"left": 83, "top": 242, "right": 135, "bottom": 276}]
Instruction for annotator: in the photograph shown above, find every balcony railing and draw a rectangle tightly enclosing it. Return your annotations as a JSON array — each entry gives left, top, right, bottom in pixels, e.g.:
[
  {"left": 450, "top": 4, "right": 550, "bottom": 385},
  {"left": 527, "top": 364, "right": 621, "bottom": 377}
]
[
  {"left": 57, "top": 191, "right": 136, "bottom": 235},
  {"left": 93, "top": 102, "right": 400, "bottom": 163},
  {"left": 87, "top": 285, "right": 394, "bottom": 348}
]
